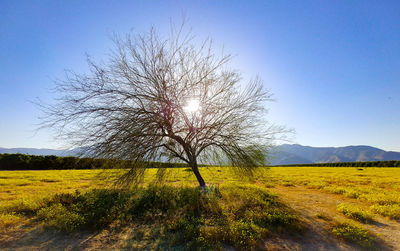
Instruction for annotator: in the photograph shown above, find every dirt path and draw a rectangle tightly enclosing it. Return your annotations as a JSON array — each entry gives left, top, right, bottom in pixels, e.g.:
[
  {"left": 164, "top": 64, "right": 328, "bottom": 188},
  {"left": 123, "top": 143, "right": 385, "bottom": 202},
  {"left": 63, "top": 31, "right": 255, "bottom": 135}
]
[{"left": 266, "top": 185, "right": 400, "bottom": 251}]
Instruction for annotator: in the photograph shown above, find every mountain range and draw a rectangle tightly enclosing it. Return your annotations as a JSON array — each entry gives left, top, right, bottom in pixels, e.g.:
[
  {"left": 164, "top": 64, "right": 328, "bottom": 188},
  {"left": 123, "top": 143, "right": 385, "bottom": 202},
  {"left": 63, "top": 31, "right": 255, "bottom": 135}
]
[
  {"left": 1, "top": 144, "right": 400, "bottom": 165},
  {"left": 0, "top": 147, "right": 77, "bottom": 156},
  {"left": 269, "top": 144, "right": 400, "bottom": 165}
]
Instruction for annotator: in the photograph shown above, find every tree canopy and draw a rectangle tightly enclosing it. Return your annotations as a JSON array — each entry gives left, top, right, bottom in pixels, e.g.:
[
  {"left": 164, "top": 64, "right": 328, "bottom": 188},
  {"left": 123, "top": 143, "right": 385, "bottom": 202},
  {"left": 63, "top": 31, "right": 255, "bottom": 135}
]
[{"left": 39, "top": 25, "right": 285, "bottom": 187}]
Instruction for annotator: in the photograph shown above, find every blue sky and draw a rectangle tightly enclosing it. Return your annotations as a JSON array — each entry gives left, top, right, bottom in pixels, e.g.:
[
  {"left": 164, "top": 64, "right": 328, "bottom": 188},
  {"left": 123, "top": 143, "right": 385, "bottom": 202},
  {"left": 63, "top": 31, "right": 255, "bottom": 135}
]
[{"left": 0, "top": 1, "right": 399, "bottom": 151}]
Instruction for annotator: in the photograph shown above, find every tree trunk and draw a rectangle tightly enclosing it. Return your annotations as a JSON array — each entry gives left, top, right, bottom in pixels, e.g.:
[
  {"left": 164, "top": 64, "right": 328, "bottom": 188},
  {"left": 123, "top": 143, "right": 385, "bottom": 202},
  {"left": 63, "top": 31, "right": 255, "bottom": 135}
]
[{"left": 190, "top": 161, "right": 206, "bottom": 188}]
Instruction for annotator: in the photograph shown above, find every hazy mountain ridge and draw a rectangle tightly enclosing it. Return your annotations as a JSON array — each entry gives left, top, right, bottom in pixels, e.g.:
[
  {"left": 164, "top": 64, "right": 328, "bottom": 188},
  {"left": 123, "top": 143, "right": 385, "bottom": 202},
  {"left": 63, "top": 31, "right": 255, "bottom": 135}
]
[
  {"left": 270, "top": 144, "right": 400, "bottom": 165},
  {"left": 0, "top": 147, "right": 75, "bottom": 156},
  {"left": 1, "top": 145, "right": 400, "bottom": 165}
]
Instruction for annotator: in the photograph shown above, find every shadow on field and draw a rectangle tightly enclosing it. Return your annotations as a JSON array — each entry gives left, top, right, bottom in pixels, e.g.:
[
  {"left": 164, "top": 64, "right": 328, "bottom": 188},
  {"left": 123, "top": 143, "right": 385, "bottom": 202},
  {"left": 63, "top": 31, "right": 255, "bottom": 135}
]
[
  {"left": 1, "top": 222, "right": 208, "bottom": 250},
  {"left": 0, "top": 226, "right": 96, "bottom": 250},
  {"left": 3, "top": 219, "right": 391, "bottom": 251},
  {"left": 369, "top": 220, "right": 389, "bottom": 227},
  {"left": 264, "top": 218, "right": 391, "bottom": 251}
]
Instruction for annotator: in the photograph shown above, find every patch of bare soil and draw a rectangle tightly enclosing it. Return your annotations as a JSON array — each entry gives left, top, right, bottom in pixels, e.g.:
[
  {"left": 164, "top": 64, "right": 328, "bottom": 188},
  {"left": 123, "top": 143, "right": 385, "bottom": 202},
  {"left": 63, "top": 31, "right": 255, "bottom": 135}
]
[{"left": 266, "top": 185, "right": 400, "bottom": 251}]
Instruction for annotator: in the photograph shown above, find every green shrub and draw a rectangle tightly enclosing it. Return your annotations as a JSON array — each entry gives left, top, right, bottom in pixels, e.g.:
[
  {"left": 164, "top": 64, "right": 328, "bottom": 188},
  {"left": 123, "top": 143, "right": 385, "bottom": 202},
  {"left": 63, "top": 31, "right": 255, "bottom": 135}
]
[
  {"left": 37, "top": 203, "right": 85, "bottom": 232},
  {"left": 332, "top": 222, "right": 378, "bottom": 248},
  {"left": 226, "top": 220, "right": 263, "bottom": 247},
  {"left": 324, "top": 186, "right": 347, "bottom": 195},
  {"left": 5, "top": 198, "right": 45, "bottom": 215},
  {"left": 35, "top": 185, "right": 301, "bottom": 250},
  {"left": 220, "top": 184, "right": 300, "bottom": 231},
  {"left": 77, "top": 189, "right": 132, "bottom": 228},
  {"left": 129, "top": 185, "right": 208, "bottom": 219},
  {"left": 337, "top": 203, "right": 373, "bottom": 223},
  {"left": 41, "top": 189, "right": 133, "bottom": 229},
  {"left": 169, "top": 217, "right": 203, "bottom": 245},
  {"left": 370, "top": 204, "right": 400, "bottom": 220}
]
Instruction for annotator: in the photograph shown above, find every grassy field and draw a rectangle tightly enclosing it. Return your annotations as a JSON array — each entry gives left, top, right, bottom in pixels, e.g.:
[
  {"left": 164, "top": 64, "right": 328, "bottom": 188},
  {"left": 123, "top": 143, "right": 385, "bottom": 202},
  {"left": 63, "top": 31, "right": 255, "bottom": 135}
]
[{"left": 1, "top": 166, "right": 400, "bottom": 250}]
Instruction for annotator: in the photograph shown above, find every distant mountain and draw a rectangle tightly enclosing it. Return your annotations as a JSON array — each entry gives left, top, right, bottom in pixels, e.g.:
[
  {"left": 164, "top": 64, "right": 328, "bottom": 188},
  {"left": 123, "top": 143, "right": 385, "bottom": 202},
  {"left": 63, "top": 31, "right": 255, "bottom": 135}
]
[
  {"left": 2, "top": 144, "right": 400, "bottom": 165},
  {"left": 268, "top": 150, "right": 313, "bottom": 165},
  {"left": 270, "top": 144, "right": 400, "bottom": 165},
  {"left": 0, "top": 147, "right": 76, "bottom": 156}
]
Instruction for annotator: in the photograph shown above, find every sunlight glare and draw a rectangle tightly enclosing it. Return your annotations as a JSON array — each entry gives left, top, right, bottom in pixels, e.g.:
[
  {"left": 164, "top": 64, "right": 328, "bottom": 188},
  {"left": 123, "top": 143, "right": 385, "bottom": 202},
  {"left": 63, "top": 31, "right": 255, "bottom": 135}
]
[{"left": 184, "top": 99, "right": 200, "bottom": 113}]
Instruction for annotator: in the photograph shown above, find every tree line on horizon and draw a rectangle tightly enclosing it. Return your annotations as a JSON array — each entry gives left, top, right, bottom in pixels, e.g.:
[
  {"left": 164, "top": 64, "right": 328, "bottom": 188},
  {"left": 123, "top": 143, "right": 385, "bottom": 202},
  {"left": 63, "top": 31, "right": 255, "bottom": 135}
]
[
  {"left": 1, "top": 153, "right": 399, "bottom": 170},
  {"left": 275, "top": 160, "right": 400, "bottom": 168},
  {"left": 0, "top": 153, "right": 193, "bottom": 170}
]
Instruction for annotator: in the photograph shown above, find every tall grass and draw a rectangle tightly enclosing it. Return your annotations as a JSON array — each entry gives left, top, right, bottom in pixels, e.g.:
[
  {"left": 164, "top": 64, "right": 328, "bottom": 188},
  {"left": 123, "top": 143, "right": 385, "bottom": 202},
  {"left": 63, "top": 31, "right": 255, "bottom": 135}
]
[{"left": 35, "top": 184, "right": 301, "bottom": 249}]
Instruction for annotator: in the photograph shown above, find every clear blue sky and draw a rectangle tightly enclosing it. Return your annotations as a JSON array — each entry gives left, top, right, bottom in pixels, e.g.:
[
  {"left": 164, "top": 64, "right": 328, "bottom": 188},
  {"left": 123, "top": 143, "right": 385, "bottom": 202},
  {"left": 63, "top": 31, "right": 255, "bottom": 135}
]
[{"left": 1, "top": 1, "right": 399, "bottom": 151}]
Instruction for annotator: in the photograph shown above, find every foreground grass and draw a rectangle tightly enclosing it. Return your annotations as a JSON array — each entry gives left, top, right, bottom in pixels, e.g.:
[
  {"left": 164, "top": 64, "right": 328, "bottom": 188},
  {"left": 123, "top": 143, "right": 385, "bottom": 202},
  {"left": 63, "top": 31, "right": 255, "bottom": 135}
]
[
  {"left": 1, "top": 166, "right": 399, "bottom": 249},
  {"left": 6, "top": 183, "right": 301, "bottom": 249}
]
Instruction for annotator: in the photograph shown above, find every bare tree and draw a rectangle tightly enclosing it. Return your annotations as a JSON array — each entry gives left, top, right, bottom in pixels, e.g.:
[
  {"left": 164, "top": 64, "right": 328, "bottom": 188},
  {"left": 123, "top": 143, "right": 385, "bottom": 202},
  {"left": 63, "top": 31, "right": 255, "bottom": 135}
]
[{"left": 39, "top": 25, "right": 285, "bottom": 188}]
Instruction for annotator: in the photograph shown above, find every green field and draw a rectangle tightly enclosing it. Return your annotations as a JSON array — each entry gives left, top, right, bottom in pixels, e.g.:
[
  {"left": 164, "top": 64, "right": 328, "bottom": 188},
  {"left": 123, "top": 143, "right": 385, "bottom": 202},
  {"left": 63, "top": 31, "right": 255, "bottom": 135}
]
[{"left": 1, "top": 166, "right": 400, "bottom": 250}]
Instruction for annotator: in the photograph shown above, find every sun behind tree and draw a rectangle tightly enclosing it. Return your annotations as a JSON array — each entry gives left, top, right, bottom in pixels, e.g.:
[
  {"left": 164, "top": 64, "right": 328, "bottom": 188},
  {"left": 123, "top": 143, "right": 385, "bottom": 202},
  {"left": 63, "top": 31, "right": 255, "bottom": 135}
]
[
  {"left": 39, "top": 23, "right": 286, "bottom": 188},
  {"left": 184, "top": 99, "right": 200, "bottom": 113}
]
